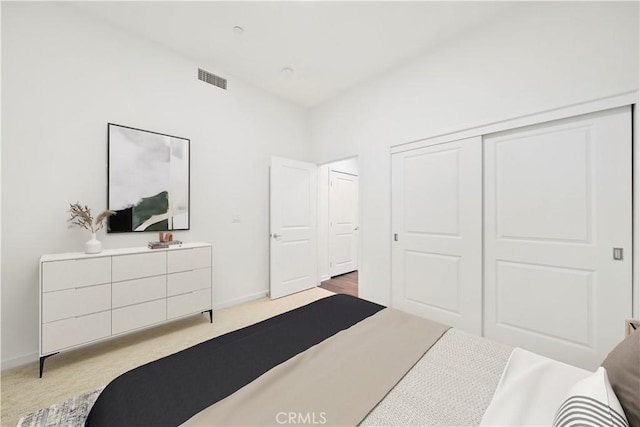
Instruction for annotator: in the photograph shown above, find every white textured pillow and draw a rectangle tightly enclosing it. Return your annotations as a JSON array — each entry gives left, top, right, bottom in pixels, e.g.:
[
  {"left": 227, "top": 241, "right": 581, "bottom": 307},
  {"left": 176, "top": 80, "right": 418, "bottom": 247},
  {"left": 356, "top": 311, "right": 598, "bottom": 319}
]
[{"left": 553, "top": 367, "right": 629, "bottom": 427}]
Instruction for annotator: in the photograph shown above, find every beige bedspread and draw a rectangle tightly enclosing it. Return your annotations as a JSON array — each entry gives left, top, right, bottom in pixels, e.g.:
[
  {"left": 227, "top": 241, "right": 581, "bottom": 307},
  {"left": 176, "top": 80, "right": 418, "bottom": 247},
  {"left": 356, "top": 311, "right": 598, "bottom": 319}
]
[{"left": 181, "top": 308, "right": 449, "bottom": 426}]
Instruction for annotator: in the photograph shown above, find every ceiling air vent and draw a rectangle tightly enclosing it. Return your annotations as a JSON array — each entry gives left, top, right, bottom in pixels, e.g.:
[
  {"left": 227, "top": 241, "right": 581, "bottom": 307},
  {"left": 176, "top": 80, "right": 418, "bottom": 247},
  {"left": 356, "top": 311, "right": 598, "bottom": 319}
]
[{"left": 198, "top": 68, "right": 227, "bottom": 90}]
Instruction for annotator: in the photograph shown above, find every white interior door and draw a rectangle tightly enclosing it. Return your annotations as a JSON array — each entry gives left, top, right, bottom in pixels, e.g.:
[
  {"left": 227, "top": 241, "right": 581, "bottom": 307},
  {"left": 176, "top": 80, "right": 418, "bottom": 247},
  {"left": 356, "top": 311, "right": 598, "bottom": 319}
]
[
  {"left": 484, "top": 107, "right": 632, "bottom": 370},
  {"left": 270, "top": 156, "right": 317, "bottom": 299},
  {"left": 392, "top": 136, "right": 482, "bottom": 334},
  {"left": 329, "top": 170, "right": 359, "bottom": 277}
]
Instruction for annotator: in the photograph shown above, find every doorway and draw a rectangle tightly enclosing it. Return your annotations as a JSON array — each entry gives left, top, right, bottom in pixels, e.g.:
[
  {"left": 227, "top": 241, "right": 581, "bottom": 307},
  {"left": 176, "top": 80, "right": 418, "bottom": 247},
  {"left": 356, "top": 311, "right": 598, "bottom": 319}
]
[{"left": 317, "top": 157, "right": 359, "bottom": 296}]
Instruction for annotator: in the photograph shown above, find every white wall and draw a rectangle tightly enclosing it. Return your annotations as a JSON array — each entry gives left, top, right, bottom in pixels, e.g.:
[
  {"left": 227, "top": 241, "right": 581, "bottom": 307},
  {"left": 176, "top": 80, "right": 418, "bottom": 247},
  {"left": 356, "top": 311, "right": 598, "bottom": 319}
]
[
  {"left": 1, "top": 3, "right": 311, "bottom": 367},
  {"left": 635, "top": 105, "right": 640, "bottom": 317},
  {"left": 0, "top": 2, "right": 3, "bottom": 373},
  {"left": 318, "top": 165, "right": 330, "bottom": 282},
  {"left": 317, "top": 157, "right": 359, "bottom": 281},
  {"left": 309, "top": 2, "right": 640, "bottom": 306}
]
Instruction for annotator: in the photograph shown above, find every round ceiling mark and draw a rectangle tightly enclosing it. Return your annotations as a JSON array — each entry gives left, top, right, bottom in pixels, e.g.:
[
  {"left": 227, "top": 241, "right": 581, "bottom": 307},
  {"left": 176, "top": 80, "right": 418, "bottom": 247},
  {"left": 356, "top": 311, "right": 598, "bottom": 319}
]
[
  {"left": 280, "top": 67, "right": 294, "bottom": 77},
  {"left": 233, "top": 26, "right": 244, "bottom": 35}
]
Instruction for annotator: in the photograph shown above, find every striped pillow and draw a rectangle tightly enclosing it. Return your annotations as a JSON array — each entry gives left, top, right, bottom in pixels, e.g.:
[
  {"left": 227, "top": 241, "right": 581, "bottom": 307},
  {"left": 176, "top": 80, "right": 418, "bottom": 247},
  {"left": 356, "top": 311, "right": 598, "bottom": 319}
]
[{"left": 553, "top": 367, "right": 629, "bottom": 427}]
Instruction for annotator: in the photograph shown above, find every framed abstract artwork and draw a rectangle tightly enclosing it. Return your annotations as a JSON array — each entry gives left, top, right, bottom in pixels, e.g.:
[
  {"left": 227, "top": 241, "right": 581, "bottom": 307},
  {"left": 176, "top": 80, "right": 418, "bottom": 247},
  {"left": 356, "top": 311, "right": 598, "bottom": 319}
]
[{"left": 107, "top": 123, "right": 190, "bottom": 232}]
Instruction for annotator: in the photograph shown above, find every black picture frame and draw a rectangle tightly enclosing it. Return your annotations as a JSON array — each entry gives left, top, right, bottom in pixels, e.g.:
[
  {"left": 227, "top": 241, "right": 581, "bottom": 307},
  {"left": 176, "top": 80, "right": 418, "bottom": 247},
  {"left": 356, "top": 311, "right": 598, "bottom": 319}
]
[{"left": 107, "top": 123, "right": 190, "bottom": 233}]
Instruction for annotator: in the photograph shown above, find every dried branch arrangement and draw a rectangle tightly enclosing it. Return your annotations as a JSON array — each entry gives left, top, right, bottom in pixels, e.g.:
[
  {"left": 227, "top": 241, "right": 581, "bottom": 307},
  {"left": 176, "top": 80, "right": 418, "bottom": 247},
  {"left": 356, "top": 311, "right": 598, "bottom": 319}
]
[{"left": 68, "top": 203, "right": 116, "bottom": 233}]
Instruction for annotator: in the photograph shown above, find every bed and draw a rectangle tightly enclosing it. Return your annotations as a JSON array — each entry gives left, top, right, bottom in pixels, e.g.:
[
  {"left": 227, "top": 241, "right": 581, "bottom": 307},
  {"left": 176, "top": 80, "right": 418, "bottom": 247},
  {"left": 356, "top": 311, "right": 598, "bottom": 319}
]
[{"left": 85, "top": 294, "right": 639, "bottom": 427}]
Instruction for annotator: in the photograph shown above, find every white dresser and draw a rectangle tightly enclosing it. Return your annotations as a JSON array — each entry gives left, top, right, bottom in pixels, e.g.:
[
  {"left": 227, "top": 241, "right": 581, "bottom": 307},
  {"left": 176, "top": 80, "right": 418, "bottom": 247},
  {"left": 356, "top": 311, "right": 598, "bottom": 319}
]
[{"left": 39, "top": 242, "right": 212, "bottom": 377}]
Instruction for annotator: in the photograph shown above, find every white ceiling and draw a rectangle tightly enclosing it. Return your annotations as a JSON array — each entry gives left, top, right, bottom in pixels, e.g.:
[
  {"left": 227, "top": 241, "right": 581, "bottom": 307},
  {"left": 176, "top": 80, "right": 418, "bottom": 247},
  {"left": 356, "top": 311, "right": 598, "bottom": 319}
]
[{"left": 70, "top": 1, "right": 520, "bottom": 108}]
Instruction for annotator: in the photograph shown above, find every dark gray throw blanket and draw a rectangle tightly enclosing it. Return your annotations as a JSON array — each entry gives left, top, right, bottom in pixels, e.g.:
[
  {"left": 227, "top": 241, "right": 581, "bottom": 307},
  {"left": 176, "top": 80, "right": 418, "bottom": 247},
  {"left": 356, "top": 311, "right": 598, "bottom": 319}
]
[{"left": 85, "top": 294, "right": 384, "bottom": 426}]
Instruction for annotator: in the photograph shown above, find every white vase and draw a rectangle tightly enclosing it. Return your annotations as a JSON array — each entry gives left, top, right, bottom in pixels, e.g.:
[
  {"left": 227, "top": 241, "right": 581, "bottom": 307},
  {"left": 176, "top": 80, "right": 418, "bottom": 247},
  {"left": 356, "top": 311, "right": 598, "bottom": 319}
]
[{"left": 85, "top": 232, "right": 102, "bottom": 254}]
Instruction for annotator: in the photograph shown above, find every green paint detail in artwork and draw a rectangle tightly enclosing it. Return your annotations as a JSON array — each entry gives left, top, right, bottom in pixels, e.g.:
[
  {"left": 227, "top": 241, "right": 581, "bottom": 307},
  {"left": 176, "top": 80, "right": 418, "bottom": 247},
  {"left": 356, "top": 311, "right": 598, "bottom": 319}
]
[
  {"left": 146, "top": 219, "right": 170, "bottom": 231},
  {"left": 132, "top": 191, "right": 169, "bottom": 230}
]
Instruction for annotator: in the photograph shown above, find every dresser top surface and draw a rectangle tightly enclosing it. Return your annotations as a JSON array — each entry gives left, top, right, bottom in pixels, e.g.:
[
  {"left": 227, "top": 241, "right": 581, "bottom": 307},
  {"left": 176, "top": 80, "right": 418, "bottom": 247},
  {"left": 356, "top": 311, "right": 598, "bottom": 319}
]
[{"left": 41, "top": 242, "right": 211, "bottom": 262}]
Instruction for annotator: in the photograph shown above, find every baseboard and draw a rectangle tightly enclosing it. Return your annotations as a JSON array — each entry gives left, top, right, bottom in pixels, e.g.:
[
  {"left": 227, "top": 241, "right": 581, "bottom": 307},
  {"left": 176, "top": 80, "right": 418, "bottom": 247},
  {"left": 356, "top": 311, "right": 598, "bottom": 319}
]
[
  {"left": 213, "top": 291, "right": 268, "bottom": 310},
  {"left": 319, "top": 274, "right": 330, "bottom": 283},
  {"left": 2, "top": 351, "right": 38, "bottom": 371}
]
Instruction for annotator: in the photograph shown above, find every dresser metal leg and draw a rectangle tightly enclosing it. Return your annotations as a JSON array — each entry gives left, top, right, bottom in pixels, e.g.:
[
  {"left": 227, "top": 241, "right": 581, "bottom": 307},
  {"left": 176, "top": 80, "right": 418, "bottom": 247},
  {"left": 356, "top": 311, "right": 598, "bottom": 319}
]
[
  {"left": 201, "top": 309, "right": 213, "bottom": 323},
  {"left": 39, "top": 353, "right": 58, "bottom": 378}
]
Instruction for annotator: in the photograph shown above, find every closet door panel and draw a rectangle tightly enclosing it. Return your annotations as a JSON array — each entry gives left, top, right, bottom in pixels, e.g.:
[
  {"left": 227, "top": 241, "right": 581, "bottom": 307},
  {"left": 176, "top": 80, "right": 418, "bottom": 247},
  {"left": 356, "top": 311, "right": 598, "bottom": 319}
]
[
  {"left": 392, "top": 136, "right": 482, "bottom": 334},
  {"left": 495, "top": 261, "right": 592, "bottom": 345},
  {"left": 404, "top": 251, "right": 460, "bottom": 313},
  {"left": 493, "top": 127, "right": 591, "bottom": 242},
  {"left": 484, "top": 106, "right": 632, "bottom": 370}
]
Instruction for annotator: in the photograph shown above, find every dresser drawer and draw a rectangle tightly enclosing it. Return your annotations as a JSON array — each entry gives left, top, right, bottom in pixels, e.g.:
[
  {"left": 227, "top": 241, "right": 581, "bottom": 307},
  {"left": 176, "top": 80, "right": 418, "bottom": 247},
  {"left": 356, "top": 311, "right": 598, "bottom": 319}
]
[
  {"left": 112, "top": 252, "right": 166, "bottom": 282},
  {"left": 42, "top": 311, "right": 111, "bottom": 354},
  {"left": 167, "top": 268, "right": 211, "bottom": 297},
  {"left": 168, "top": 247, "right": 211, "bottom": 273},
  {"left": 112, "top": 276, "right": 166, "bottom": 309},
  {"left": 112, "top": 299, "right": 166, "bottom": 335},
  {"left": 167, "top": 288, "right": 211, "bottom": 320},
  {"left": 42, "top": 257, "right": 111, "bottom": 292},
  {"left": 42, "top": 284, "right": 111, "bottom": 323}
]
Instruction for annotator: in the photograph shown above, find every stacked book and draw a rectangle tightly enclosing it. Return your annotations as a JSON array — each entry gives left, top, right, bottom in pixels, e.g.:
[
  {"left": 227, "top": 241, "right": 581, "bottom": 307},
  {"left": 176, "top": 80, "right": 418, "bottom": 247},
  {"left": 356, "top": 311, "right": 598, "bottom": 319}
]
[{"left": 148, "top": 240, "right": 183, "bottom": 249}]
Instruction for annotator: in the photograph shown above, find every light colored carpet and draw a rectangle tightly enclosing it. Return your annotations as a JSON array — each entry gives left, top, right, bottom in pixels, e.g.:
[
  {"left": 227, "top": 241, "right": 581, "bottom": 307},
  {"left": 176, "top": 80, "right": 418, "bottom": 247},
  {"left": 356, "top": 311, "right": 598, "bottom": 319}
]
[{"left": 1, "top": 287, "right": 333, "bottom": 427}]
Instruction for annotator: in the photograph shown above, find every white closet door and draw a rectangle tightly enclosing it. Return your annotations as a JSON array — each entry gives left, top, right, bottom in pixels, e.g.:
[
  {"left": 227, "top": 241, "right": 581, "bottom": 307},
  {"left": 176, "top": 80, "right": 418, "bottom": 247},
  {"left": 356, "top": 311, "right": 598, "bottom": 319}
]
[
  {"left": 392, "top": 136, "right": 482, "bottom": 334},
  {"left": 484, "top": 107, "right": 632, "bottom": 370}
]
